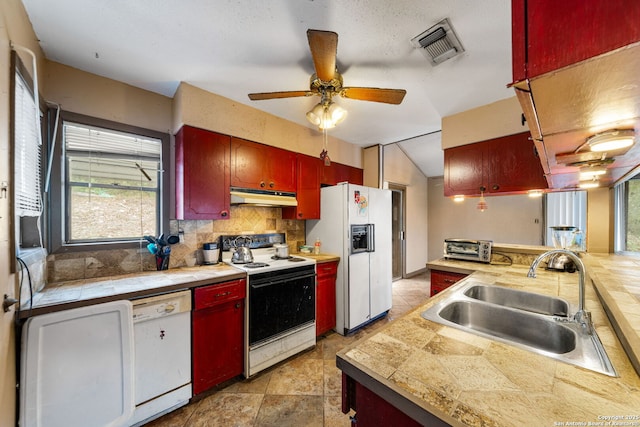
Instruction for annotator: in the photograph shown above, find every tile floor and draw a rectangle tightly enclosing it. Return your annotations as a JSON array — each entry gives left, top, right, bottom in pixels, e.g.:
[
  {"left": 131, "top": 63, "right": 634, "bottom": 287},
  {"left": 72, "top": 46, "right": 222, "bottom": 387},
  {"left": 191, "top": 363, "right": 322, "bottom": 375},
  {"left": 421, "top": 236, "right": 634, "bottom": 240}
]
[{"left": 146, "top": 272, "right": 430, "bottom": 427}]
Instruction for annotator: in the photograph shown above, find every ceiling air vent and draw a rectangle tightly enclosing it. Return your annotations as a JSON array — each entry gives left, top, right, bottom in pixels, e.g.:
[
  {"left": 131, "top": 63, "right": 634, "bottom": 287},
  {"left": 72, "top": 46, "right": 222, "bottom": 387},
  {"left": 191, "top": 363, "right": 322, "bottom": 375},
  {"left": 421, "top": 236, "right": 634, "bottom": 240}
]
[{"left": 411, "top": 18, "right": 465, "bottom": 65}]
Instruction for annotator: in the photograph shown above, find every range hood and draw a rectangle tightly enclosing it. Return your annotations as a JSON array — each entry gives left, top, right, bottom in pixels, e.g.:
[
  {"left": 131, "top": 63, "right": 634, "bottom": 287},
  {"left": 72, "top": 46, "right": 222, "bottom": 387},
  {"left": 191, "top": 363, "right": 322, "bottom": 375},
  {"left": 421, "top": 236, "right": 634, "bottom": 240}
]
[{"left": 230, "top": 187, "right": 298, "bottom": 207}]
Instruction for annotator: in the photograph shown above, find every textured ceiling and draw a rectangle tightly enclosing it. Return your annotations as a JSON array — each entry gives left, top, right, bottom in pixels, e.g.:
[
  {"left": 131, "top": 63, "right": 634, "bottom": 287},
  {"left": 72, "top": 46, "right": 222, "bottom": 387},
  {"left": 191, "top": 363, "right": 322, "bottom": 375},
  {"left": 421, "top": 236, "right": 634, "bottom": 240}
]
[{"left": 21, "top": 0, "right": 515, "bottom": 177}]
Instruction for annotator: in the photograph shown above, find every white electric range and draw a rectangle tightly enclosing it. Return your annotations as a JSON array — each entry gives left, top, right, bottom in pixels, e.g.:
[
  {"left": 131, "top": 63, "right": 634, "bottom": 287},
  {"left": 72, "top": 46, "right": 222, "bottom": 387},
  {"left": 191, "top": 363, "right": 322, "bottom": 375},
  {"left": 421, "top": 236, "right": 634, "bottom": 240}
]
[{"left": 220, "top": 233, "right": 317, "bottom": 377}]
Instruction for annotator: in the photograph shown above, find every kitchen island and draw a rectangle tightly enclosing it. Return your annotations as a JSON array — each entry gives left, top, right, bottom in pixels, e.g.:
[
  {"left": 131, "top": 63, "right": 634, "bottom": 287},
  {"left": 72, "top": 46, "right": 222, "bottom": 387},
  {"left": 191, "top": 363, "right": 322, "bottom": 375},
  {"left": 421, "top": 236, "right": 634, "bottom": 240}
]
[{"left": 337, "top": 249, "right": 640, "bottom": 426}]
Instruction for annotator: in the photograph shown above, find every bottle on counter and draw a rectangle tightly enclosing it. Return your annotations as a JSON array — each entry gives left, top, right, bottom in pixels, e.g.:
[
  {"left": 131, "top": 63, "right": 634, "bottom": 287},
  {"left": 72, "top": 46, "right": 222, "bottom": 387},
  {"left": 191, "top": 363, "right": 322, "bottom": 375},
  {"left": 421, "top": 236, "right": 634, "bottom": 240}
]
[{"left": 314, "top": 238, "right": 321, "bottom": 254}]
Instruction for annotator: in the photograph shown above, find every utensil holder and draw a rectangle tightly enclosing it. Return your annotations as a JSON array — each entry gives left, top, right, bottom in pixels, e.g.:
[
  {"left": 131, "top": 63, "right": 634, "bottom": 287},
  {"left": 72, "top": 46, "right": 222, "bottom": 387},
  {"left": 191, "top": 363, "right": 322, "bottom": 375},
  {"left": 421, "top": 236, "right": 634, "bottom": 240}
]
[{"left": 156, "top": 254, "right": 170, "bottom": 271}]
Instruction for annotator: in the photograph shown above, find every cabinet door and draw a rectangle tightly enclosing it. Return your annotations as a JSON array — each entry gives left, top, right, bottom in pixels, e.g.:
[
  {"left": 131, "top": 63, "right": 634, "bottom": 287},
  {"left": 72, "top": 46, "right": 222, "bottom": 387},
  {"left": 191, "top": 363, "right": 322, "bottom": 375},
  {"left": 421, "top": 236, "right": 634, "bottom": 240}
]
[
  {"left": 230, "top": 137, "right": 296, "bottom": 192},
  {"left": 321, "top": 162, "right": 363, "bottom": 186},
  {"left": 316, "top": 261, "right": 338, "bottom": 336},
  {"left": 192, "top": 298, "right": 244, "bottom": 395},
  {"left": 430, "top": 270, "right": 467, "bottom": 297},
  {"left": 512, "top": 0, "right": 640, "bottom": 81},
  {"left": 443, "top": 144, "right": 486, "bottom": 196},
  {"left": 283, "top": 154, "right": 322, "bottom": 220},
  {"left": 486, "top": 132, "right": 547, "bottom": 193},
  {"left": 175, "top": 126, "right": 230, "bottom": 220},
  {"left": 353, "top": 381, "right": 423, "bottom": 427}
]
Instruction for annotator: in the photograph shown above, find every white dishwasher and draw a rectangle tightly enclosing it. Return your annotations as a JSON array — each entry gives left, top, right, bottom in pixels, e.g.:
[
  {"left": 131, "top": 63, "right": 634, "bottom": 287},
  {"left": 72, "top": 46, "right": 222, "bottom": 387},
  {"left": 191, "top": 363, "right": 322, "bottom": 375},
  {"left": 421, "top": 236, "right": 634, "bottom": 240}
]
[{"left": 128, "top": 290, "right": 192, "bottom": 426}]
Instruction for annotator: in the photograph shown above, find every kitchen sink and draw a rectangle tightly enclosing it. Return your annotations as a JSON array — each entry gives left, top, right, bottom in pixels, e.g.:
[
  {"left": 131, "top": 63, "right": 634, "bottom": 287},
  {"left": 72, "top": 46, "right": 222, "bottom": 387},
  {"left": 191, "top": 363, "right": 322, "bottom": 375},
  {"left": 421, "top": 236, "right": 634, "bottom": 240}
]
[
  {"left": 463, "top": 284, "right": 569, "bottom": 317},
  {"left": 421, "top": 280, "right": 617, "bottom": 376},
  {"left": 438, "top": 300, "right": 576, "bottom": 354}
]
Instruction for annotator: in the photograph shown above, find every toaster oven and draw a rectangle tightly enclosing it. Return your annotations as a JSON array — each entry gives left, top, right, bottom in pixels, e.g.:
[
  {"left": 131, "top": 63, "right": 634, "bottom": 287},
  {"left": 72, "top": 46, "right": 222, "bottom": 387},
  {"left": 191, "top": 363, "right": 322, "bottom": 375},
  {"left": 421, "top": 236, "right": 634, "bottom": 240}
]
[{"left": 443, "top": 239, "right": 492, "bottom": 263}]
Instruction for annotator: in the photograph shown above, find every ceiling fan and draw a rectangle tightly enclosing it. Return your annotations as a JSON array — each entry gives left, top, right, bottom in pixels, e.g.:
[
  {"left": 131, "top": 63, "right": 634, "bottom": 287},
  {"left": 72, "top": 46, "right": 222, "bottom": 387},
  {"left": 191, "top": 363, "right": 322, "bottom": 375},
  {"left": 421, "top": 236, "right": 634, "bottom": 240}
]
[{"left": 248, "top": 29, "right": 407, "bottom": 130}]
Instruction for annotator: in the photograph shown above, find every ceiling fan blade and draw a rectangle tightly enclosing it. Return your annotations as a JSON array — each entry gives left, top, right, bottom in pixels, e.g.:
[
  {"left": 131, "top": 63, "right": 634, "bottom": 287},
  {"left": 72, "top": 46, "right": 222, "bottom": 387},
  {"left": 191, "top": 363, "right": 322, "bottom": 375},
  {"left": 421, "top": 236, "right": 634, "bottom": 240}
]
[
  {"left": 307, "top": 29, "right": 338, "bottom": 82},
  {"left": 340, "top": 87, "right": 407, "bottom": 104},
  {"left": 248, "top": 91, "right": 314, "bottom": 101}
]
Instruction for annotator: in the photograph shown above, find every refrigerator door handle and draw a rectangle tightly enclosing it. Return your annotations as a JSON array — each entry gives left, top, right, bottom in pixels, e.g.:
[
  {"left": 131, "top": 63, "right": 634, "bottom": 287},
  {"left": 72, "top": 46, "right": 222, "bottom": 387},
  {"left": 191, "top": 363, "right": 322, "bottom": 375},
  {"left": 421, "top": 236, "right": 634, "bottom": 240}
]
[{"left": 367, "top": 224, "right": 375, "bottom": 252}]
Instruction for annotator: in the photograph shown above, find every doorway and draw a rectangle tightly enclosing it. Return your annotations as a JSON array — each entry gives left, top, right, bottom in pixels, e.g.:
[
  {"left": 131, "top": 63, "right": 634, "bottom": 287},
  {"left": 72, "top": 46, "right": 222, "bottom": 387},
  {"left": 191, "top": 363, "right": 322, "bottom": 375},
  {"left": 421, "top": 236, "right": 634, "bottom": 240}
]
[{"left": 389, "top": 184, "right": 406, "bottom": 280}]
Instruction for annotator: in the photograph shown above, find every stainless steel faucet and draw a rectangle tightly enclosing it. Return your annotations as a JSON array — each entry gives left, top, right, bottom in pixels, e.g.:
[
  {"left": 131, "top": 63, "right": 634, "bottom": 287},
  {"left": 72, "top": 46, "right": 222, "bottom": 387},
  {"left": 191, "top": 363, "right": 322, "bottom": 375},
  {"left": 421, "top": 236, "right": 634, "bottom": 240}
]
[{"left": 527, "top": 249, "right": 593, "bottom": 333}]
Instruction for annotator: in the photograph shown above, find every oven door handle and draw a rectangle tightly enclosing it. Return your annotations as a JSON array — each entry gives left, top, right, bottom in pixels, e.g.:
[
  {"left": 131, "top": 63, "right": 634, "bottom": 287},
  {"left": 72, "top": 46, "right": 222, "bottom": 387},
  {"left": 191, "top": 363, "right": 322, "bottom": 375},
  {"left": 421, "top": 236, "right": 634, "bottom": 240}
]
[{"left": 250, "top": 272, "right": 317, "bottom": 289}]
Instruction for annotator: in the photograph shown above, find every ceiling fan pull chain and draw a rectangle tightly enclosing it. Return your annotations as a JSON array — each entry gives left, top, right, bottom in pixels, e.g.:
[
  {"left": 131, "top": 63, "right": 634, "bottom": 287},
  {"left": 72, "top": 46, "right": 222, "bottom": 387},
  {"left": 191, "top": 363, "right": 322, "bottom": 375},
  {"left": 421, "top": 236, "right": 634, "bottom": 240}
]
[{"left": 320, "top": 128, "right": 331, "bottom": 166}]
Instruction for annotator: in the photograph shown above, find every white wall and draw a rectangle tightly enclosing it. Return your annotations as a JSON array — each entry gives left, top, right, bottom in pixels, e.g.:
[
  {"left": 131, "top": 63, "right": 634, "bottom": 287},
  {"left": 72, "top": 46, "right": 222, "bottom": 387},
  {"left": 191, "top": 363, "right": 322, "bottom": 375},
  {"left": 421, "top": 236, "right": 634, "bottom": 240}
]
[
  {"left": 427, "top": 177, "right": 544, "bottom": 262},
  {"left": 382, "top": 144, "right": 429, "bottom": 275}
]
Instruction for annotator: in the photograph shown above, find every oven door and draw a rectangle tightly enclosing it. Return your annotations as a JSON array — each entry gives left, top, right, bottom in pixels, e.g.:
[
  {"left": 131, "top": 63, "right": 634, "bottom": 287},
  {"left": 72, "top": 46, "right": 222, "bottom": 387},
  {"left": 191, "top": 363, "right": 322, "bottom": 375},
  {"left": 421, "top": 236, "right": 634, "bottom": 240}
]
[{"left": 248, "top": 266, "right": 316, "bottom": 346}]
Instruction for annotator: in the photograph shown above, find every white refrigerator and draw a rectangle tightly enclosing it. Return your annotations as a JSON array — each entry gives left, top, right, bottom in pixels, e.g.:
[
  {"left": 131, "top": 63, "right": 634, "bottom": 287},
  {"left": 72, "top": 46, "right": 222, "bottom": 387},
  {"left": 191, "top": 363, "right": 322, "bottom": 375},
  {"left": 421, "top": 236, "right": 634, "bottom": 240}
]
[{"left": 306, "top": 183, "right": 392, "bottom": 335}]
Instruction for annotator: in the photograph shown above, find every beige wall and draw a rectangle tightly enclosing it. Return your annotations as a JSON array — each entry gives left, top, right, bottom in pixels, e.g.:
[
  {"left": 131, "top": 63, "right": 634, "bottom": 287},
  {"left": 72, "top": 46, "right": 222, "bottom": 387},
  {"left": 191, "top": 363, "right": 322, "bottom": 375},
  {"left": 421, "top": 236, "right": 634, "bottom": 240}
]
[
  {"left": 586, "top": 187, "right": 613, "bottom": 253},
  {"left": 0, "top": 0, "right": 46, "bottom": 424},
  {"left": 363, "top": 145, "right": 381, "bottom": 188},
  {"left": 427, "top": 177, "right": 544, "bottom": 262},
  {"left": 44, "top": 62, "right": 173, "bottom": 134},
  {"left": 441, "top": 96, "right": 527, "bottom": 149},
  {"left": 382, "top": 144, "right": 429, "bottom": 275},
  {"left": 173, "top": 82, "right": 362, "bottom": 168}
]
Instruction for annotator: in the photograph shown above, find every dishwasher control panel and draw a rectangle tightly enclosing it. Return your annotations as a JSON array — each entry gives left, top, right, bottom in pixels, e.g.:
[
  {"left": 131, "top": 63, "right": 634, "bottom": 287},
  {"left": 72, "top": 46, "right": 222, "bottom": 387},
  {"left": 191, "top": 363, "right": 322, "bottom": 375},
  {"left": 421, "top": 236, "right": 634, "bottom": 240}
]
[{"left": 132, "top": 290, "right": 191, "bottom": 322}]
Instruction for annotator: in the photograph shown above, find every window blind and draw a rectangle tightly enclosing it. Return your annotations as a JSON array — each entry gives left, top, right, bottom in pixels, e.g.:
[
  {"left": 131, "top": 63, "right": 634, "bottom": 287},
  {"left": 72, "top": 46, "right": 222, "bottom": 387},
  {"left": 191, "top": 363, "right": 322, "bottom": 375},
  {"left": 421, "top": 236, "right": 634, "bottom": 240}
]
[
  {"left": 14, "top": 71, "right": 42, "bottom": 217},
  {"left": 64, "top": 123, "right": 161, "bottom": 158}
]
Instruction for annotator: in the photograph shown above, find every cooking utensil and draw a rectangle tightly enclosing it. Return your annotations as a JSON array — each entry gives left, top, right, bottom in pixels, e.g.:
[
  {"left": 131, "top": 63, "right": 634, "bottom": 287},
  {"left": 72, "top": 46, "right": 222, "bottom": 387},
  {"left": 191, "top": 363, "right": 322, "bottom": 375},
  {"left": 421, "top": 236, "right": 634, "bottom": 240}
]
[
  {"left": 144, "top": 235, "right": 157, "bottom": 244},
  {"left": 146, "top": 243, "right": 158, "bottom": 255},
  {"left": 274, "top": 243, "right": 289, "bottom": 259},
  {"left": 232, "top": 246, "right": 253, "bottom": 263},
  {"left": 167, "top": 234, "right": 180, "bottom": 245}
]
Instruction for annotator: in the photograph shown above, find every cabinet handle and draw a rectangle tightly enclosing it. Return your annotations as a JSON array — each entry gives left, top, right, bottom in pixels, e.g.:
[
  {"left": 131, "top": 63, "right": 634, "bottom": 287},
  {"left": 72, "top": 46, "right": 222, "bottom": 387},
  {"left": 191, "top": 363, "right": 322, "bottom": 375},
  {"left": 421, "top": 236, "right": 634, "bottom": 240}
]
[
  {"left": 269, "top": 182, "right": 275, "bottom": 188},
  {"left": 260, "top": 181, "right": 266, "bottom": 188},
  {"left": 492, "top": 184, "right": 499, "bottom": 191},
  {"left": 215, "top": 291, "right": 232, "bottom": 298},
  {"left": 220, "top": 210, "right": 229, "bottom": 218},
  {"left": 298, "top": 213, "right": 303, "bottom": 218},
  {"left": 479, "top": 186, "right": 486, "bottom": 192},
  {"left": 235, "top": 302, "right": 241, "bottom": 309},
  {"left": 443, "top": 279, "right": 456, "bottom": 284}
]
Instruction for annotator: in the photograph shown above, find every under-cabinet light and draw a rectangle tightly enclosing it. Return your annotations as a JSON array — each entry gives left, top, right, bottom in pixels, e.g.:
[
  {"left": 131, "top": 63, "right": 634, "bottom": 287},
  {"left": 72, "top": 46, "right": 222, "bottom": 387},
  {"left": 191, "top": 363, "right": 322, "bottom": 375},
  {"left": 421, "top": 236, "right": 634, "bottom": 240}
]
[
  {"left": 527, "top": 189, "right": 544, "bottom": 198},
  {"left": 452, "top": 195, "right": 465, "bottom": 202},
  {"left": 579, "top": 167, "right": 607, "bottom": 180},
  {"left": 587, "top": 129, "right": 635, "bottom": 152}
]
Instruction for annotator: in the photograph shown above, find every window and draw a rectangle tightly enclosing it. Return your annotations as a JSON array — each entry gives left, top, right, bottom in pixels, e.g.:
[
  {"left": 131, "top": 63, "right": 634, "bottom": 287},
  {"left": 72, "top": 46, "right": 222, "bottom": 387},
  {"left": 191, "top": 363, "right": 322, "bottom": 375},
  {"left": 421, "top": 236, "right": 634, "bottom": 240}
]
[
  {"left": 11, "top": 50, "right": 44, "bottom": 254},
  {"left": 614, "top": 172, "right": 640, "bottom": 252},
  {"left": 50, "top": 112, "right": 169, "bottom": 252},
  {"left": 544, "top": 191, "right": 587, "bottom": 246}
]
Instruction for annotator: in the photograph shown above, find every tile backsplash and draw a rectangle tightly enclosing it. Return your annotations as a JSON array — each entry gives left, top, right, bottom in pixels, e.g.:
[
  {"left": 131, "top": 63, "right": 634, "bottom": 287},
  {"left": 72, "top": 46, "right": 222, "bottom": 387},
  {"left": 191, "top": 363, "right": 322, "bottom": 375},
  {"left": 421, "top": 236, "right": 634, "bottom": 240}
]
[{"left": 47, "top": 206, "right": 307, "bottom": 283}]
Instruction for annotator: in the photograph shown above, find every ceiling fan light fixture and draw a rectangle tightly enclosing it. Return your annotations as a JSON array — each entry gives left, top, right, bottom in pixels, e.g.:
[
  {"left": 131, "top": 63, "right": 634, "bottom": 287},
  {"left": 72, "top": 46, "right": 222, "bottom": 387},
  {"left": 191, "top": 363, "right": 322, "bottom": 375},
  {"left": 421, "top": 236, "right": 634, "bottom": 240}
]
[
  {"left": 327, "top": 102, "right": 347, "bottom": 125},
  {"left": 306, "top": 101, "right": 347, "bottom": 130},
  {"left": 306, "top": 103, "right": 325, "bottom": 126},
  {"left": 587, "top": 129, "right": 635, "bottom": 152}
]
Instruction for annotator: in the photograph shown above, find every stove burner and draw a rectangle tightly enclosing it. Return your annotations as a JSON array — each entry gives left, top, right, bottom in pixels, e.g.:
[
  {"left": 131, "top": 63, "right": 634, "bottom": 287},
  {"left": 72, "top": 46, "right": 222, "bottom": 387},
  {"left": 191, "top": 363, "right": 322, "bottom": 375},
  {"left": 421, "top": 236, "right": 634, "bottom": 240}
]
[
  {"left": 271, "top": 255, "right": 293, "bottom": 260},
  {"left": 287, "top": 257, "right": 306, "bottom": 262},
  {"left": 244, "top": 262, "right": 270, "bottom": 268}
]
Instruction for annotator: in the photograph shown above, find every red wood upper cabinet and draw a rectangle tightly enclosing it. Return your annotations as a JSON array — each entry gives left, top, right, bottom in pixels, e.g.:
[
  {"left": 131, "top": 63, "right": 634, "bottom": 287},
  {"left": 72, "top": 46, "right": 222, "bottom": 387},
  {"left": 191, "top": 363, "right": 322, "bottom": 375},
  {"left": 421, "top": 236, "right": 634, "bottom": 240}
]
[
  {"left": 444, "top": 132, "right": 547, "bottom": 197},
  {"left": 443, "top": 143, "right": 486, "bottom": 196},
  {"left": 511, "top": 0, "right": 640, "bottom": 82},
  {"left": 282, "top": 154, "right": 322, "bottom": 220},
  {"left": 321, "top": 162, "right": 363, "bottom": 186},
  {"left": 175, "top": 126, "right": 230, "bottom": 220},
  {"left": 230, "top": 137, "right": 296, "bottom": 192}
]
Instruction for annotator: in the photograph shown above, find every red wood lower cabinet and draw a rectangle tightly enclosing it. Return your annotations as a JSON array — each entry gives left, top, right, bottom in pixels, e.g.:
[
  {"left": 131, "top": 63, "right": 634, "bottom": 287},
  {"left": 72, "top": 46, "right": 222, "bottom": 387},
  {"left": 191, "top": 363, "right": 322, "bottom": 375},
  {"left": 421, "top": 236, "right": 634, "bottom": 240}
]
[
  {"left": 341, "top": 373, "right": 424, "bottom": 427},
  {"left": 430, "top": 270, "right": 468, "bottom": 297},
  {"left": 316, "top": 260, "right": 338, "bottom": 336},
  {"left": 192, "top": 279, "right": 246, "bottom": 395}
]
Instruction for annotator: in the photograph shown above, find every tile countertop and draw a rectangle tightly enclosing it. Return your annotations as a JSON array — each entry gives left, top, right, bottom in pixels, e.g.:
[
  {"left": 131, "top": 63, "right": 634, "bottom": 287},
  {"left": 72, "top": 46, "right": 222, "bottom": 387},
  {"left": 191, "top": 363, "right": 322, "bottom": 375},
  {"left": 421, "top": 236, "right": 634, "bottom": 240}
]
[
  {"left": 18, "top": 264, "right": 245, "bottom": 319},
  {"left": 18, "top": 253, "right": 341, "bottom": 320},
  {"left": 336, "top": 252, "right": 640, "bottom": 426}
]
